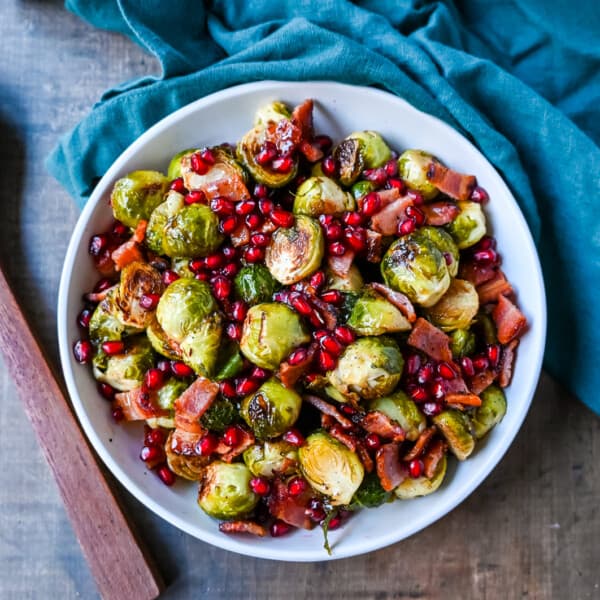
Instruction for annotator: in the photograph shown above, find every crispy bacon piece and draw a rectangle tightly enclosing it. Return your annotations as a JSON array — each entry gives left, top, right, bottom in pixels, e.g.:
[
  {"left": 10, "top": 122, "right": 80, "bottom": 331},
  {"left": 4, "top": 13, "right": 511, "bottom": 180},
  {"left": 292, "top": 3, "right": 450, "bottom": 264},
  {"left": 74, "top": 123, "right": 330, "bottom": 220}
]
[
  {"left": 321, "top": 413, "right": 335, "bottom": 429},
  {"left": 368, "top": 283, "right": 416, "bottom": 323},
  {"left": 356, "top": 442, "right": 374, "bottom": 473},
  {"left": 111, "top": 239, "right": 144, "bottom": 271},
  {"left": 217, "top": 428, "right": 255, "bottom": 463},
  {"left": 498, "top": 339, "right": 518, "bottom": 388},
  {"left": 304, "top": 394, "right": 353, "bottom": 429},
  {"left": 329, "top": 424, "right": 358, "bottom": 450},
  {"left": 291, "top": 99, "right": 324, "bottom": 162},
  {"left": 407, "top": 318, "right": 453, "bottom": 363},
  {"left": 327, "top": 250, "right": 355, "bottom": 277},
  {"left": 376, "top": 443, "right": 407, "bottom": 492},
  {"left": 423, "top": 438, "right": 448, "bottom": 478},
  {"left": 365, "top": 229, "right": 383, "bottom": 263},
  {"left": 361, "top": 411, "right": 405, "bottom": 442},
  {"left": 113, "top": 387, "right": 169, "bottom": 421},
  {"left": 279, "top": 345, "right": 317, "bottom": 389},
  {"left": 369, "top": 196, "right": 413, "bottom": 235},
  {"left": 230, "top": 223, "right": 251, "bottom": 247},
  {"left": 403, "top": 426, "right": 436, "bottom": 461},
  {"left": 174, "top": 376, "right": 219, "bottom": 434},
  {"left": 421, "top": 201, "right": 460, "bottom": 226},
  {"left": 268, "top": 479, "right": 315, "bottom": 530},
  {"left": 441, "top": 374, "right": 470, "bottom": 395},
  {"left": 469, "top": 369, "right": 497, "bottom": 395},
  {"left": 169, "top": 428, "right": 204, "bottom": 456},
  {"left": 310, "top": 296, "right": 338, "bottom": 330},
  {"left": 131, "top": 220, "right": 148, "bottom": 243},
  {"left": 445, "top": 393, "right": 482, "bottom": 407},
  {"left": 426, "top": 161, "right": 476, "bottom": 201},
  {"left": 219, "top": 520, "right": 267, "bottom": 537},
  {"left": 477, "top": 270, "right": 513, "bottom": 304},
  {"left": 492, "top": 295, "right": 527, "bottom": 344},
  {"left": 459, "top": 259, "right": 497, "bottom": 287},
  {"left": 269, "top": 118, "right": 303, "bottom": 157}
]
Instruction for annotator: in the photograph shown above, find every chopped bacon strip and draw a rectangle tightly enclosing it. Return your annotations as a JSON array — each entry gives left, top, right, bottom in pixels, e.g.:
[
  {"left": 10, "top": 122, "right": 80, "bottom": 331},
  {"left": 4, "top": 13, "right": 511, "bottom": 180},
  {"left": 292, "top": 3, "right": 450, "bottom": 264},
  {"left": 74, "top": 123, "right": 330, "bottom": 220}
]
[
  {"left": 356, "top": 442, "right": 374, "bottom": 473},
  {"left": 369, "top": 283, "right": 416, "bottom": 323},
  {"left": 426, "top": 161, "right": 476, "bottom": 201},
  {"left": 131, "top": 220, "right": 148, "bottom": 243},
  {"left": 291, "top": 99, "right": 323, "bottom": 163},
  {"left": 459, "top": 259, "right": 497, "bottom": 287},
  {"left": 304, "top": 395, "right": 353, "bottom": 429},
  {"left": 498, "top": 339, "right": 518, "bottom": 388},
  {"left": 369, "top": 196, "right": 413, "bottom": 235},
  {"left": 365, "top": 229, "right": 383, "bottom": 263},
  {"left": 469, "top": 369, "right": 497, "bottom": 395},
  {"left": 279, "top": 345, "right": 317, "bottom": 389},
  {"left": 218, "top": 428, "right": 255, "bottom": 463},
  {"left": 84, "top": 284, "right": 117, "bottom": 304},
  {"left": 375, "top": 443, "right": 407, "bottom": 492},
  {"left": 407, "top": 318, "right": 453, "bottom": 363},
  {"left": 421, "top": 201, "right": 460, "bottom": 226},
  {"left": 170, "top": 428, "right": 204, "bottom": 456},
  {"left": 492, "top": 295, "right": 527, "bottom": 344},
  {"left": 329, "top": 424, "right": 358, "bottom": 451},
  {"left": 268, "top": 479, "right": 315, "bottom": 530},
  {"left": 441, "top": 373, "right": 470, "bottom": 395},
  {"left": 230, "top": 223, "right": 251, "bottom": 247},
  {"left": 361, "top": 411, "right": 405, "bottom": 442},
  {"left": 111, "top": 239, "right": 144, "bottom": 271},
  {"left": 445, "top": 393, "right": 482, "bottom": 407},
  {"left": 477, "top": 270, "right": 513, "bottom": 304},
  {"left": 403, "top": 426, "right": 436, "bottom": 461},
  {"left": 174, "top": 376, "right": 219, "bottom": 433},
  {"left": 310, "top": 296, "right": 338, "bottom": 330},
  {"left": 321, "top": 413, "right": 336, "bottom": 429},
  {"left": 423, "top": 439, "right": 448, "bottom": 478},
  {"left": 270, "top": 118, "right": 303, "bottom": 157},
  {"left": 113, "top": 387, "right": 169, "bottom": 421},
  {"left": 219, "top": 520, "right": 267, "bottom": 537},
  {"left": 327, "top": 250, "right": 355, "bottom": 278}
]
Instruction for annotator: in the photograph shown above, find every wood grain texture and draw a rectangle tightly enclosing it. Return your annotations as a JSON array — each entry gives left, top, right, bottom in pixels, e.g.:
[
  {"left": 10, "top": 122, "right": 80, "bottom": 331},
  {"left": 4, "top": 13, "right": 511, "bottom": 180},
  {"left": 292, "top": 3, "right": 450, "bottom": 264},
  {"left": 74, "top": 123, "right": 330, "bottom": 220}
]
[{"left": 0, "top": 1, "right": 599, "bottom": 599}]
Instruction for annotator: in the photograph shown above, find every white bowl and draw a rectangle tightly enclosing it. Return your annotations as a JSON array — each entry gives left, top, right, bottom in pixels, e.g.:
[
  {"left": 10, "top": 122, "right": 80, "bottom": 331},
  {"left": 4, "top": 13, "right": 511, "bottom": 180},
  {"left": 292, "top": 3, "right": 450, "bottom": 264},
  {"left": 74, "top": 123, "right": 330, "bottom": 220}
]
[{"left": 58, "top": 81, "right": 546, "bottom": 561}]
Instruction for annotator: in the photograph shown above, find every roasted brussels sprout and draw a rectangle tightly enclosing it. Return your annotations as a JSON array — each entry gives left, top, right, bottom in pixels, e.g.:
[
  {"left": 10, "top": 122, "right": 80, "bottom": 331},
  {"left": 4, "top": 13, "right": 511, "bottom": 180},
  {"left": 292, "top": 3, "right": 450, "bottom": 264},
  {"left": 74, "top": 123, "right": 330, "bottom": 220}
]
[
  {"left": 254, "top": 101, "right": 291, "bottom": 126},
  {"left": 394, "top": 455, "right": 447, "bottom": 499},
  {"left": 165, "top": 431, "right": 211, "bottom": 481},
  {"left": 433, "top": 410, "right": 475, "bottom": 460},
  {"left": 197, "top": 461, "right": 259, "bottom": 519},
  {"left": 397, "top": 150, "right": 438, "bottom": 200},
  {"left": 328, "top": 336, "right": 404, "bottom": 401},
  {"left": 200, "top": 397, "right": 238, "bottom": 432},
  {"left": 350, "top": 180, "right": 376, "bottom": 200},
  {"left": 88, "top": 289, "right": 140, "bottom": 344},
  {"left": 299, "top": 431, "right": 364, "bottom": 506},
  {"left": 179, "top": 312, "right": 223, "bottom": 376},
  {"left": 240, "top": 303, "right": 310, "bottom": 370},
  {"left": 234, "top": 264, "right": 280, "bottom": 305},
  {"left": 351, "top": 471, "right": 392, "bottom": 508},
  {"left": 146, "top": 319, "right": 181, "bottom": 360},
  {"left": 335, "top": 131, "right": 392, "bottom": 186},
  {"left": 326, "top": 264, "right": 364, "bottom": 292},
  {"left": 171, "top": 257, "right": 195, "bottom": 279},
  {"left": 347, "top": 290, "right": 412, "bottom": 336},
  {"left": 416, "top": 226, "right": 459, "bottom": 277},
  {"left": 381, "top": 233, "right": 451, "bottom": 307},
  {"left": 293, "top": 177, "right": 355, "bottom": 217},
  {"left": 424, "top": 278, "right": 479, "bottom": 332},
  {"left": 167, "top": 148, "right": 196, "bottom": 180},
  {"left": 156, "top": 378, "right": 189, "bottom": 411},
  {"left": 243, "top": 440, "right": 299, "bottom": 478},
  {"left": 92, "top": 335, "right": 155, "bottom": 391},
  {"left": 213, "top": 340, "right": 245, "bottom": 381},
  {"left": 111, "top": 170, "right": 168, "bottom": 228},
  {"left": 368, "top": 391, "right": 426, "bottom": 441},
  {"left": 240, "top": 378, "right": 302, "bottom": 439},
  {"left": 145, "top": 190, "right": 184, "bottom": 255},
  {"left": 265, "top": 215, "right": 324, "bottom": 285},
  {"left": 471, "top": 385, "right": 507, "bottom": 439},
  {"left": 445, "top": 201, "right": 486, "bottom": 249},
  {"left": 449, "top": 328, "right": 476, "bottom": 358}
]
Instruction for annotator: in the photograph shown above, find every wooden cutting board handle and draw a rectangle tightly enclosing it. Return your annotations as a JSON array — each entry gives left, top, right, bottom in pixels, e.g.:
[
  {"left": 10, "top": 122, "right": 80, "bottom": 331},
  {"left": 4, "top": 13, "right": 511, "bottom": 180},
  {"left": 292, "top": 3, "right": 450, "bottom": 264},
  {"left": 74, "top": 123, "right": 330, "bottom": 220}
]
[{"left": 0, "top": 265, "right": 164, "bottom": 600}]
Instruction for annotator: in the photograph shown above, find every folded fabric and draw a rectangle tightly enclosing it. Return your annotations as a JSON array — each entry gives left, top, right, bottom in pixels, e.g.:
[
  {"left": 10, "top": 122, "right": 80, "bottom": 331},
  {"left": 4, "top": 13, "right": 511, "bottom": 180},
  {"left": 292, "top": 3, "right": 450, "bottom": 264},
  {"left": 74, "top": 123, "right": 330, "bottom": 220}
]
[{"left": 47, "top": 0, "right": 600, "bottom": 414}]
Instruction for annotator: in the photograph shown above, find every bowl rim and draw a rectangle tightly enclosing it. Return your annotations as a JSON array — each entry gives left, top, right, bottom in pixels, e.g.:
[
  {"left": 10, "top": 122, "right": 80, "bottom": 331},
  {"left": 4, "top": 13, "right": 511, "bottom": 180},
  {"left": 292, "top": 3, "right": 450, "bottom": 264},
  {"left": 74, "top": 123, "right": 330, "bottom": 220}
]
[{"left": 57, "top": 80, "right": 547, "bottom": 561}]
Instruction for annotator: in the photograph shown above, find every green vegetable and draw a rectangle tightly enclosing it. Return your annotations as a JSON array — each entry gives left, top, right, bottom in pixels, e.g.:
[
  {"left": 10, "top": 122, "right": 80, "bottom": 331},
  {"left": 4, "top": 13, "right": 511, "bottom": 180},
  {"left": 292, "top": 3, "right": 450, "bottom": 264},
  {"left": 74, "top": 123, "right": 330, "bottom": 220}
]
[
  {"left": 432, "top": 410, "right": 475, "bottom": 461},
  {"left": 146, "top": 320, "right": 181, "bottom": 360},
  {"left": 347, "top": 290, "right": 412, "bottom": 336},
  {"left": 166, "top": 431, "right": 211, "bottom": 481},
  {"left": 424, "top": 278, "right": 479, "bottom": 332},
  {"left": 476, "top": 312, "right": 497, "bottom": 345},
  {"left": 293, "top": 176, "right": 355, "bottom": 217},
  {"left": 351, "top": 472, "right": 392, "bottom": 508},
  {"left": 243, "top": 440, "right": 299, "bottom": 478},
  {"left": 111, "top": 170, "right": 168, "bottom": 228},
  {"left": 350, "top": 180, "right": 376, "bottom": 200},
  {"left": 213, "top": 340, "right": 245, "bottom": 381},
  {"left": 416, "top": 226, "right": 459, "bottom": 278},
  {"left": 445, "top": 201, "right": 486, "bottom": 249},
  {"left": 145, "top": 190, "right": 185, "bottom": 255},
  {"left": 170, "top": 257, "right": 195, "bottom": 279},
  {"left": 449, "top": 328, "right": 476, "bottom": 358},
  {"left": 368, "top": 391, "right": 426, "bottom": 441},
  {"left": 326, "top": 264, "right": 364, "bottom": 292},
  {"left": 156, "top": 378, "right": 190, "bottom": 411},
  {"left": 335, "top": 131, "right": 392, "bottom": 186},
  {"left": 201, "top": 397, "right": 238, "bottom": 433},
  {"left": 471, "top": 385, "right": 507, "bottom": 439},
  {"left": 395, "top": 455, "right": 447, "bottom": 499},
  {"left": 167, "top": 148, "right": 197, "bottom": 180},
  {"left": 233, "top": 264, "right": 280, "bottom": 305},
  {"left": 89, "top": 289, "right": 139, "bottom": 344},
  {"left": 179, "top": 312, "right": 223, "bottom": 376},
  {"left": 397, "top": 150, "right": 438, "bottom": 200}
]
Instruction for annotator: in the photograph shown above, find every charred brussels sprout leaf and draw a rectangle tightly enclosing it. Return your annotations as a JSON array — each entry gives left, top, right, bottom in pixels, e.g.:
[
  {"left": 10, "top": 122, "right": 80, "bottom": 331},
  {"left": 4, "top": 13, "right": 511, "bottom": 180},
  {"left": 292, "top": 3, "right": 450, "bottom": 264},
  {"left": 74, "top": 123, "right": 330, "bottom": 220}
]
[
  {"left": 233, "top": 264, "right": 280, "bottom": 305},
  {"left": 299, "top": 431, "right": 364, "bottom": 506},
  {"left": 335, "top": 131, "right": 392, "bottom": 186},
  {"left": 350, "top": 471, "right": 392, "bottom": 508},
  {"left": 445, "top": 201, "right": 486, "bottom": 249},
  {"left": 416, "top": 226, "right": 459, "bottom": 278},
  {"left": 293, "top": 177, "right": 355, "bottom": 217},
  {"left": 265, "top": 215, "right": 324, "bottom": 285},
  {"left": 240, "top": 378, "right": 302, "bottom": 439},
  {"left": 243, "top": 440, "right": 299, "bottom": 478},
  {"left": 471, "top": 385, "right": 507, "bottom": 439},
  {"left": 350, "top": 180, "right": 376, "bottom": 200},
  {"left": 433, "top": 410, "right": 475, "bottom": 460},
  {"left": 397, "top": 150, "right": 438, "bottom": 200},
  {"left": 201, "top": 397, "right": 238, "bottom": 432},
  {"left": 166, "top": 431, "right": 211, "bottom": 481},
  {"left": 89, "top": 289, "right": 141, "bottom": 344},
  {"left": 424, "top": 278, "right": 479, "bottom": 332},
  {"left": 240, "top": 303, "right": 310, "bottom": 370},
  {"left": 449, "top": 328, "right": 476, "bottom": 358},
  {"left": 347, "top": 290, "right": 412, "bottom": 336},
  {"left": 111, "top": 170, "right": 168, "bottom": 228},
  {"left": 395, "top": 455, "right": 447, "bottom": 499},
  {"left": 156, "top": 378, "right": 190, "bottom": 411},
  {"left": 145, "top": 190, "right": 185, "bottom": 255},
  {"left": 368, "top": 391, "right": 426, "bottom": 442},
  {"left": 334, "top": 138, "right": 363, "bottom": 187},
  {"left": 146, "top": 319, "right": 181, "bottom": 360}
]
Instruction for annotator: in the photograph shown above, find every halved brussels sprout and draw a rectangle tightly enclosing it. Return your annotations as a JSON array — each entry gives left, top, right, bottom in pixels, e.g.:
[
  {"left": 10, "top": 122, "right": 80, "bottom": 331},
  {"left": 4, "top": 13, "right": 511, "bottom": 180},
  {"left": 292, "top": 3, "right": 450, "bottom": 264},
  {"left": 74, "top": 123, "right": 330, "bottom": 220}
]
[
  {"left": 347, "top": 290, "right": 412, "bottom": 336},
  {"left": 92, "top": 335, "right": 155, "bottom": 391},
  {"left": 254, "top": 101, "right": 291, "bottom": 126},
  {"left": 240, "top": 303, "right": 310, "bottom": 370},
  {"left": 394, "top": 455, "right": 447, "bottom": 499},
  {"left": 89, "top": 289, "right": 140, "bottom": 344},
  {"left": 335, "top": 131, "right": 392, "bottom": 186},
  {"left": 397, "top": 150, "right": 438, "bottom": 200},
  {"left": 433, "top": 410, "right": 475, "bottom": 460},
  {"left": 368, "top": 391, "right": 426, "bottom": 441},
  {"left": 416, "top": 226, "right": 459, "bottom": 277},
  {"left": 179, "top": 312, "right": 223, "bottom": 376},
  {"left": 351, "top": 180, "right": 376, "bottom": 200},
  {"left": 445, "top": 201, "right": 486, "bottom": 249},
  {"left": 167, "top": 148, "right": 196, "bottom": 180},
  {"left": 165, "top": 431, "right": 210, "bottom": 481},
  {"left": 201, "top": 397, "right": 238, "bottom": 432},
  {"left": 326, "top": 264, "right": 364, "bottom": 292},
  {"left": 197, "top": 461, "right": 259, "bottom": 519},
  {"left": 350, "top": 471, "right": 392, "bottom": 508},
  {"left": 328, "top": 336, "right": 404, "bottom": 401},
  {"left": 265, "top": 215, "right": 324, "bottom": 285},
  {"left": 449, "top": 328, "right": 476, "bottom": 358},
  {"left": 146, "top": 319, "right": 181, "bottom": 360},
  {"left": 471, "top": 385, "right": 507, "bottom": 439},
  {"left": 233, "top": 264, "right": 280, "bottom": 305},
  {"left": 424, "top": 278, "right": 479, "bottom": 332},
  {"left": 240, "top": 378, "right": 302, "bottom": 439},
  {"left": 145, "top": 190, "right": 184, "bottom": 255},
  {"left": 243, "top": 440, "right": 299, "bottom": 478},
  {"left": 156, "top": 378, "right": 189, "bottom": 411},
  {"left": 381, "top": 232, "right": 451, "bottom": 307},
  {"left": 111, "top": 170, "right": 168, "bottom": 228},
  {"left": 293, "top": 177, "right": 355, "bottom": 217},
  {"left": 299, "top": 431, "right": 364, "bottom": 506}
]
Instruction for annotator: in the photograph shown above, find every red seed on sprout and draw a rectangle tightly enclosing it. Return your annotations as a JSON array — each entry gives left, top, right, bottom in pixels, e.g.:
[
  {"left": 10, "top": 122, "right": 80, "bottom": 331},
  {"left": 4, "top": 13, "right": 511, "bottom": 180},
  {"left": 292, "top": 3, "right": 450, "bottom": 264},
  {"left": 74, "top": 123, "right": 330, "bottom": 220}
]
[
  {"left": 270, "top": 209, "right": 294, "bottom": 228},
  {"left": 291, "top": 296, "right": 312, "bottom": 316},
  {"left": 324, "top": 222, "right": 343, "bottom": 241},
  {"left": 162, "top": 270, "right": 179, "bottom": 285},
  {"left": 169, "top": 177, "right": 185, "bottom": 193},
  {"left": 410, "top": 385, "right": 428, "bottom": 402},
  {"left": 288, "top": 348, "right": 308, "bottom": 365},
  {"left": 190, "top": 152, "right": 209, "bottom": 174},
  {"left": 231, "top": 301, "right": 247, "bottom": 322},
  {"left": 101, "top": 341, "right": 124, "bottom": 355},
  {"left": 219, "top": 380, "right": 237, "bottom": 398},
  {"left": 344, "top": 228, "right": 367, "bottom": 253},
  {"left": 205, "top": 253, "right": 224, "bottom": 270},
  {"left": 253, "top": 183, "right": 269, "bottom": 198},
  {"left": 244, "top": 246, "right": 264, "bottom": 263},
  {"left": 288, "top": 477, "right": 307, "bottom": 497},
  {"left": 407, "top": 189, "right": 424, "bottom": 205},
  {"left": 185, "top": 191, "right": 206, "bottom": 205},
  {"left": 212, "top": 276, "right": 231, "bottom": 301},
  {"left": 235, "top": 377, "right": 260, "bottom": 396},
  {"left": 430, "top": 381, "right": 445, "bottom": 400},
  {"left": 320, "top": 335, "right": 344, "bottom": 357},
  {"left": 210, "top": 198, "right": 235, "bottom": 216},
  {"left": 144, "top": 368, "right": 164, "bottom": 391},
  {"left": 200, "top": 148, "right": 216, "bottom": 165},
  {"left": 384, "top": 159, "right": 398, "bottom": 177},
  {"left": 398, "top": 218, "right": 416, "bottom": 236},
  {"left": 251, "top": 367, "right": 269, "bottom": 380},
  {"left": 320, "top": 290, "right": 343, "bottom": 305},
  {"left": 360, "top": 192, "right": 381, "bottom": 216},
  {"left": 417, "top": 364, "right": 434, "bottom": 384},
  {"left": 189, "top": 258, "right": 204, "bottom": 273},
  {"left": 460, "top": 356, "right": 475, "bottom": 377},
  {"left": 226, "top": 322, "right": 242, "bottom": 341},
  {"left": 157, "top": 359, "right": 171, "bottom": 373},
  {"left": 387, "top": 178, "right": 405, "bottom": 192},
  {"left": 270, "top": 520, "right": 292, "bottom": 537},
  {"left": 283, "top": 428, "right": 305, "bottom": 446},
  {"left": 472, "top": 356, "right": 490, "bottom": 372},
  {"left": 437, "top": 362, "right": 456, "bottom": 380},
  {"left": 221, "top": 263, "right": 238, "bottom": 278},
  {"left": 157, "top": 465, "right": 176, "bottom": 486},
  {"left": 334, "top": 325, "right": 355, "bottom": 345},
  {"left": 321, "top": 156, "right": 338, "bottom": 177},
  {"left": 363, "top": 168, "right": 387, "bottom": 186},
  {"left": 113, "top": 222, "right": 128, "bottom": 237},
  {"left": 235, "top": 200, "right": 256, "bottom": 216},
  {"left": 327, "top": 516, "right": 342, "bottom": 530},
  {"left": 219, "top": 215, "right": 239, "bottom": 235},
  {"left": 328, "top": 242, "right": 346, "bottom": 256},
  {"left": 97, "top": 382, "right": 115, "bottom": 400},
  {"left": 140, "top": 293, "right": 160, "bottom": 310},
  {"left": 256, "top": 142, "right": 277, "bottom": 166},
  {"left": 258, "top": 199, "right": 274, "bottom": 215},
  {"left": 249, "top": 232, "right": 269, "bottom": 247},
  {"left": 473, "top": 249, "right": 498, "bottom": 264},
  {"left": 409, "top": 459, "right": 424, "bottom": 478},
  {"left": 94, "top": 278, "right": 114, "bottom": 293},
  {"left": 140, "top": 445, "right": 162, "bottom": 463},
  {"left": 171, "top": 361, "right": 194, "bottom": 378},
  {"left": 319, "top": 214, "right": 334, "bottom": 226},
  {"left": 405, "top": 205, "right": 425, "bottom": 226},
  {"left": 342, "top": 211, "right": 364, "bottom": 227},
  {"left": 195, "top": 433, "right": 218, "bottom": 456},
  {"left": 487, "top": 345, "right": 501, "bottom": 367},
  {"left": 195, "top": 272, "right": 209, "bottom": 282},
  {"left": 365, "top": 433, "right": 381, "bottom": 451},
  {"left": 250, "top": 477, "right": 270, "bottom": 496},
  {"left": 223, "top": 425, "right": 242, "bottom": 446},
  {"left": 271, "top": 156, "right": 294, "bottom": 174},
  {"left": 245, "top": 213, "right": 263, "bottom": 230},
  {"left": 317, "top": 349, "right": 336, "bottom": 371},
  {"left": 422, "top": 402, "right": 442, "bottom": 416},
  {"left": 310, "top": 271, "right": 325, "bottom": 290}
]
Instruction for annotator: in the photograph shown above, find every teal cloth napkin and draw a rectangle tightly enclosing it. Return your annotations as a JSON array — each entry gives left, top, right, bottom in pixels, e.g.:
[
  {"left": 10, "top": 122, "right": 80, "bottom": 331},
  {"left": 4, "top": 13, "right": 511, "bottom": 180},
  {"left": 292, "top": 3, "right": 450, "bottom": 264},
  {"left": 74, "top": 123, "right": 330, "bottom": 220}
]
[{"left": 47, "top": 0, "right": 600, "bottom": 415}]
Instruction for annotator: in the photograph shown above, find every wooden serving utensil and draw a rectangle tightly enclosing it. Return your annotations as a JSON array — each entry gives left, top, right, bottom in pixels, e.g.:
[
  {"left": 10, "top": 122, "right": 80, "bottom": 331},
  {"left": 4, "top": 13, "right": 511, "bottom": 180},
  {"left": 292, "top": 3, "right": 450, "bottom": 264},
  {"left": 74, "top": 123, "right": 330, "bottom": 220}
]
[{"left": 0, "top": 265, "right": 164, "bottom": 600}]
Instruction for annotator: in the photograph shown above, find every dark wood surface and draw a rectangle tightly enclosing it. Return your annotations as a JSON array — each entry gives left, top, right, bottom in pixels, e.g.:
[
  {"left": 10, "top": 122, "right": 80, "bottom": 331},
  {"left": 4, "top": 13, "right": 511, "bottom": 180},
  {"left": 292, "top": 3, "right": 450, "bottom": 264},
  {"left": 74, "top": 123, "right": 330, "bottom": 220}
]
[{"left": 1, "top": 2, "right": 598, "bottom": 598}]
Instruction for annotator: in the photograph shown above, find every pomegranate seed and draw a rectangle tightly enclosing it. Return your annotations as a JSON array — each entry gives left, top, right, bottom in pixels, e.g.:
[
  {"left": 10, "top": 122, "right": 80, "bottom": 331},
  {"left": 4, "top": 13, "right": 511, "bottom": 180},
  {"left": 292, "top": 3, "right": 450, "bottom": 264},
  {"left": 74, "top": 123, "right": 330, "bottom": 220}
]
[
  {"left": 344, "top": 227, "right": 367, "bottom": 252},
  {"left": 184, "top": 190, "right": 206, "bottom": 205},
  {"left": 320, "top": 290, "right": 343, "bottom": 305},
  {"left": 236, "top": 377, "right": 260, "bottom": 396},
  {"left": 245, "top": 213, "right": 263, "bottom": 230},
  {"left": 77, "top": 308, "right": 93, "bottom": 329},
  {"left": 288, "top": 348, "right": 308, "bottom": 365},
  {"left": 250, "top": 232, "right": 270, "bottom": 247},
  {"left": 314, "top": 135, "right": 333, "bottom": 153},
  {"left": 200, "top": 148, "right": 215, "bottom": 165},
  {"left": 360, "top": 192, "right": 381, "bottom": 216},
  {"left": 475, "top": 236, "right": 496, "bottom": 251},
  {"left": 244, "top": 246, "right": 264, "bottom": 263},
  {"left": 212, "top": 276, "right": 231, "bottom": 301},
  {"left": 171, "top": 361, "right": 194, "bottom": 378},
  {"left": 422, "top": 402, "right": 442, "bottom": 416},
  {"left": 112, "top": 222, "right": 128, "bottom": 236},
  {"left": 317, "top": 349, "right": 336, "bottom": 371},
  {"left": 270, "top": 209, "right": 294, "bottom": 228},
  {"left": 291, "top": 295, "right": 312, "bottom": 316},
  {"left": 365, "top": 433, "right": 381, "bottom": 451},
  {"left": 443, "top": 252, "right": 453, "bottom": 266},
  {"left": 140, "top": 445, "right": 162, "bottom": 463},
  {"left": 363, "top": 167, "right": 387, "bottom": 186},
  {"left": 88, "top": 234, "right": 108, "bottom": 256},
  {"left": 270, "top": 520, "right": 292, "bottom": 537},
  {"left": 406, "top": 354, "right": 422, "bottom": 375},
  {"left": 94, "top": 278, "right": 114, "bottom": 293},
  {"left": 387, "top": 177, "right": 406, "bottom": 193},
  {"left": 169, "top": 177, "right": 185, "bottom": 193},
  {"left": 328, "top": 241, "right": 346, "bottom": 256},
  {"left": 470, "top": 186, "right": 489, "bottom": 203},
  {"left": 235, "top": 199, "right": 256, "bottom": 216},
  {"left": 190, "top": 152, "right": 209, "bottom": 174},
  {"left": 256, "top": 142, "right": 277, "bottom": 166},
  {"left": 210, "top": 197, "right": 235, "bottom": 216},
  {"left": 101, "top": 340, "right": 124, "bottom": 355},
  {"left": 417, "top": 364, "right": 434, "bottom": 384},
  {"left": 157, "top": 465, "right": 176, "bottom": 486},
  {"left": 473, "top": 249, "right": 498, "bottom": 264},
  {"left": 472, "top": 356, "right": 490, "bottom": 372},
  {"left": 409, "top": 459, "right": 424, "bottom": 478},
  {"left": 223, "top": 425, "right": 242, "bottom": 446},
  {"left": 334, "top": 325, "right": 355, "bottom": 345},
  {"left": 324, "top": 222, "right": 343, "bottom": 241},
  {"left": 460, "top": 356, "right": 475, "bottom": 377},
  {"left": 288, "top": 477, "right": 307, "bottom": 497},
  {"left": 195, "top": 433, "right": 218, "bottom": 456},
  {"left": 310, "top": 271, "right": 326, "bottom": 290},
  {"left": 320, "top": 335, "right": 344, "bottom": 356},
  {"left": 340, "top": 404, "right": 356, "bottom": 416},
  {"left": 319, "top": 214, "right": 334, "bottom": 226},
  {"left": 251, "top": 367, "right": 270, "bottom": 380},
  {"left": 487, "top": 344, "right": 501, "bottom": 367},
  {"left": 207, "top": 253, "right": 226, "bottom": 270},
  {"left": 306, "top": 505, "right": 326, "bottom": 523},
  {"left": 140, "top": 293, "right": 160, "bottom": 310},
  {"left": 189, "top": 258, "right": 205, "bottom": 273},
  {"left": 145, "top": 428, "right": 165, "bottom": 447},
  {"left": 231, "top": 301, "right": 247, "bottom": 322},
  {"left": 430, "top": 380, "right": 445, "bottom": 400},
  {"left": 219, "top": 215, "right": 239, "bottom": 235},
  {"left": 283, "top": 428, "right": 305, "bottom": 446},
  {"left": 410, "top": 385, "right": 428, "bottom": 402},
  {"left": 321, "top": 155, "right": 338, "bottom": 177},
  {"left": 250, "top": 477, "right": 270, "bottom": 496},
  {"left": 156, "top": 359, "right": 171, "bottom": 373},
  {"left": 405, "top": 205, "right": 425, "bottom": 226},
  {"left": 97, "top": 382, "right": 115, "bottom": 400},
  {"left": 222, "top": 245, "right": 237, "bottom": 260},
  {"left": 407, "top": 189, "right": 424, "bottom": 205},
  {"left": 384, "top": 159, "right": 398, "bottom": 177},
  {"left": 253, "top": 183, "right": 269, "bottom": 198},
  {"left": 219, "top": 380, "right": 237, "bottom": 398},
  {"left": 144, "top": 368, "right": 164, "bottom": 391},
  {"left": 226, "top": 322, "right": 242, "bottom": 341},
  {"left": 111, "top": 407, "right": 124, "bottom": 422},
  {"left": 342, "top": 211, "right": 364, "bottom": 226},
  {"left": 162, "top": 270, "right": 179, "bottom": 285},
  {"left": 221, "top": 263, "right": 238, "bottom": 278},
  {"left": 398, "top": 218, "right": 416, "bottom": 235},
  {"left": 271, "top": 156, "right": 295, "bottom": 174},
  {"left": 313, "top": 329, "right": 329, "bottom": 341},
  {"left": 258, "top": 199, "right": 274, "bottom": 215},
  {"left": 437, "top": 362, "right": 456, "bottom": 380},
  {"left": 195, "top": 272, "right": 210, "bottom": 282},
  {"left": 327, "top": 516, "right": 342, "bottom": 530}
]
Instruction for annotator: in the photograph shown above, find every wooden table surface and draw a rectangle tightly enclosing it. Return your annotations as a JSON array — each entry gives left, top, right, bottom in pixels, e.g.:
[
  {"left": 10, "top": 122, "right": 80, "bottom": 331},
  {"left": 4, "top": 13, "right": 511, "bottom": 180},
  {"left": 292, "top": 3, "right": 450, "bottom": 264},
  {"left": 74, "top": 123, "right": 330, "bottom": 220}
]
[{"left": 1, "top": 2, "right": 599, "bottom": 598}]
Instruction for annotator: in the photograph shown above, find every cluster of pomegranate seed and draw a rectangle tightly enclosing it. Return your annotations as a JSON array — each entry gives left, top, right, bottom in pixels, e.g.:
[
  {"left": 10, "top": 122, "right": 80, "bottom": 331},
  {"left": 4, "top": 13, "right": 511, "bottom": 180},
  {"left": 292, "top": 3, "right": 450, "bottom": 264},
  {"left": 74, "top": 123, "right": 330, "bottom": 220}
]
[
  {"left": 318, "top": 213, "right": 369, "bottom": 257},
  {"left": 138, "top": 427, "right": 175, "bottom": 485},
  {"left": 87, "top": 220, "right": 130, "bottom": 275},
  {"left": 467, "top": 236, "right": 500, "bottom": 266},
  {"left": 254, "top": 141, "right": 295, "bottom": 174}
]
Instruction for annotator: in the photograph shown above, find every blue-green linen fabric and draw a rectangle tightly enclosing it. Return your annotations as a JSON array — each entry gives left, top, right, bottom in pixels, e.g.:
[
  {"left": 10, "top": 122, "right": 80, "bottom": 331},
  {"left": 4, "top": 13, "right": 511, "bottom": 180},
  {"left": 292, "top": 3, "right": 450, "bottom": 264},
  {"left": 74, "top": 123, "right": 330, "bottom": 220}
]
[{"left": 47, "top": 0, "right": 600, "bottom": 414}]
